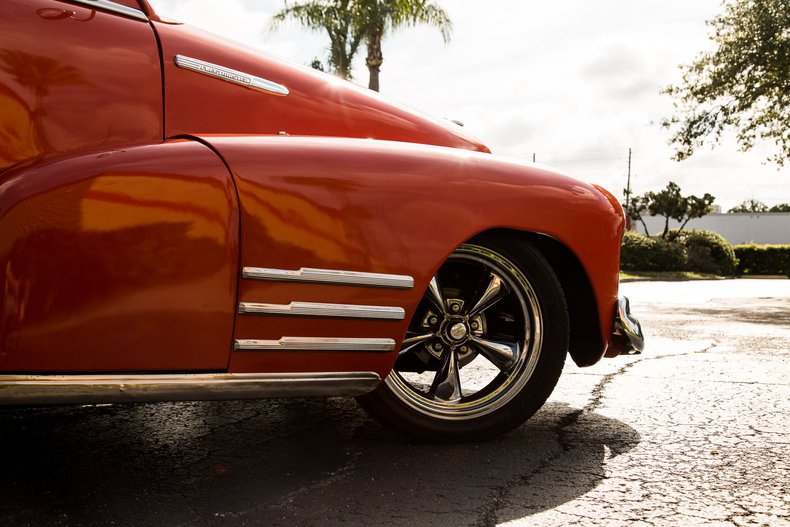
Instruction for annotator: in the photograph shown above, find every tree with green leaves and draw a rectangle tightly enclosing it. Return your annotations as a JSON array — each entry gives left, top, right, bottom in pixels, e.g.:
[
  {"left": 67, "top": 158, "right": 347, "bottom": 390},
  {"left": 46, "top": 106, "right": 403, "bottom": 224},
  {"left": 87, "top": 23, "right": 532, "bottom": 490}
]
[
  {"left": 271, "top": 0, "right": 451, "bottom": 91},
  {"left": 728, "top": 199, "right": 769, "bottom": 213},
  {"left": 728, "top": 199, "right": 790, "bottom": 212},
  {"left": 623, "top": 194, "right": 651, "bottom": 236},
  {"left": 662, "top": 0, "right": 790, "bottom": 166},
  {"left": 271, "top": 0, "right": 364, "bottom": 80},
  {"left": 357, "top": 0, "right": 451, "bottom": 92},
  {"left": 627, "top": 182, "right": 716, "bottom": 239}
]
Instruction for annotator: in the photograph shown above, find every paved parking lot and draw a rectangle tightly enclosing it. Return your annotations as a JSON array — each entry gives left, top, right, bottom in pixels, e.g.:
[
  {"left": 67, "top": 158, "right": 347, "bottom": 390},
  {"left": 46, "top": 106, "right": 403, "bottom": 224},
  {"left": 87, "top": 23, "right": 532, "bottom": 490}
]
[{"left": 1, "top": 279, "right": 788, "bottom": 526}]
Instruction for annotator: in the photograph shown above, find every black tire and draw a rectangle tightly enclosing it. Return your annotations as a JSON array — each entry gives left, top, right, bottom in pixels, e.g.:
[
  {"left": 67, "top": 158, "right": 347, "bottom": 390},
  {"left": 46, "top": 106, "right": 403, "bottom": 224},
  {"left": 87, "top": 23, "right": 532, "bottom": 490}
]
[{"left": 358, "top": 236, "right": 569, "bottom": 442}]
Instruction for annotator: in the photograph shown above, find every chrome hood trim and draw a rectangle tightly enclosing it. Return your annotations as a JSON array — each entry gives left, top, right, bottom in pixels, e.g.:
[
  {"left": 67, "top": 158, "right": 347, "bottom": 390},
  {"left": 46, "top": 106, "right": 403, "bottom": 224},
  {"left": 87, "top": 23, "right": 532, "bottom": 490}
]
[{"left": 174, "top": 55, "right": 289, "bottom": 96}]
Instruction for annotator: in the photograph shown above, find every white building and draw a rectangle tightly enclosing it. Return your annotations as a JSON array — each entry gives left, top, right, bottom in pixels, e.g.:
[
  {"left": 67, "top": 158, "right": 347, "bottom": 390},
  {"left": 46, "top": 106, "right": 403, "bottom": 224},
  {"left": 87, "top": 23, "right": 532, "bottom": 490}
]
[{"left": 634, "top": 213, "right": 790, "bottom": 245}]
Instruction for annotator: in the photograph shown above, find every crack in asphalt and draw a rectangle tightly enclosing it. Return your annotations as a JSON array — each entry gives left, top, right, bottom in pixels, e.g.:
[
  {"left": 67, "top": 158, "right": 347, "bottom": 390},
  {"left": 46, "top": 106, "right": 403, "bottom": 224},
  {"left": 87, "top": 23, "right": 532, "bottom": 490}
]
[
  {"left": 476, "top": 339, "right": 721, "bottom": 527},
  {"left": 273, "top": 452, "right": 360, "bottom": 511}
]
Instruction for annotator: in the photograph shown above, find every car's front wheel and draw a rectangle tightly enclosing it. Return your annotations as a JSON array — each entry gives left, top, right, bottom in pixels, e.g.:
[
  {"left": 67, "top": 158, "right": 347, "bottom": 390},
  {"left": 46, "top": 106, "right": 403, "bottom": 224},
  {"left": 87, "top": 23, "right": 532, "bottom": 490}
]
[{"left": 358, "top": 237, "right": 569, "bottom": 442}]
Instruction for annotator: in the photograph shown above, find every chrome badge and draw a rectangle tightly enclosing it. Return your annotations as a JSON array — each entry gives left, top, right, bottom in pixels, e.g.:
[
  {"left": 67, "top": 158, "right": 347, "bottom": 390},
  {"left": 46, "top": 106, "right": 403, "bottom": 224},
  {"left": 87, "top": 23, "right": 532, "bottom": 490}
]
[{"left": 174, "top": 55, "right": 289, "bottom": 96}]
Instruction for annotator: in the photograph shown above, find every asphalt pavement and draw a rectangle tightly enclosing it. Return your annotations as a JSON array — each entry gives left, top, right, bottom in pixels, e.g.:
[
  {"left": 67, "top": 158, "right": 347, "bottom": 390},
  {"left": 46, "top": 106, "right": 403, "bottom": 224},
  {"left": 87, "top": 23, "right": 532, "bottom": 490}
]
[{"left": 0, "top": 279, "right": 788, "bottom": 526}]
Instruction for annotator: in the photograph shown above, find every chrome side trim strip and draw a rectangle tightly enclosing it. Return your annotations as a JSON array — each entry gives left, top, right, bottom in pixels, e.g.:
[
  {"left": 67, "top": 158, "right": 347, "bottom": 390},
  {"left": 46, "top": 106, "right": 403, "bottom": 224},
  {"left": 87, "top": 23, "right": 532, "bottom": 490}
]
[
  {"left": 174, "top": 55, "right": 289, "bottom": 96},
  {"left": 0, "top": 372, "right": 381, "bottom": 405},
  {"left": 235, "top": 337, "right": 395, "bottom": 352},
  {"left": 238, "top": 301, "right": 405, "bottom": 320},
  {"left": 68, "top": 0, "right": 148, "bottom": 21},
  {"left": 242, "top": 267, "right": 414, "bottom": 289}
]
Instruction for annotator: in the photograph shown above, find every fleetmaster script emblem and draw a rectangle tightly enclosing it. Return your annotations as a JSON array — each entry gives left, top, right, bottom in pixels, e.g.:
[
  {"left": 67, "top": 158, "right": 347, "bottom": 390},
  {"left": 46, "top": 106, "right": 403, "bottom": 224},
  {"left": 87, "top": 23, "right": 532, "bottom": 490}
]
[{"left": 174, "top": 55, "right": 289, "bottom": 96}]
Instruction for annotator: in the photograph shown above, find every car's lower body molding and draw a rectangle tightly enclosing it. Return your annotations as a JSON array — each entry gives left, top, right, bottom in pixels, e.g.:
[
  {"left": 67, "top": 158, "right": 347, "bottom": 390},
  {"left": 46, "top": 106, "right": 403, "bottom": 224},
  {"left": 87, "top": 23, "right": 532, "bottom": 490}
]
[
  {"left": 234, "top": 337, "right": 396, "bottom": 352},
  {"left": 0, "top": 371, "right": 381, "bottom": 406}
]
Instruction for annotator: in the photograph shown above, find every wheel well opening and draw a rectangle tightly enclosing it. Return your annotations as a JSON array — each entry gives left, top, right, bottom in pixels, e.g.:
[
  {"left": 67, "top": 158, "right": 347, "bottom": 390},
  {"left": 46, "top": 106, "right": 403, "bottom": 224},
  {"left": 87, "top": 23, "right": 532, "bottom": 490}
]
[{"left": 467, "top": 229, "right": 604, "bottom": 367}]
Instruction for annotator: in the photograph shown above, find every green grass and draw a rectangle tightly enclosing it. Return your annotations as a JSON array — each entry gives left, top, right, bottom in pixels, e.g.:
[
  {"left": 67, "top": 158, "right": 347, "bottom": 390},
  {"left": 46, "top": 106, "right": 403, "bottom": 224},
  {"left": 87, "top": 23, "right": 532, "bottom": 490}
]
[{"left": 619, "top": 270, "right": 725, "bottom": 281}]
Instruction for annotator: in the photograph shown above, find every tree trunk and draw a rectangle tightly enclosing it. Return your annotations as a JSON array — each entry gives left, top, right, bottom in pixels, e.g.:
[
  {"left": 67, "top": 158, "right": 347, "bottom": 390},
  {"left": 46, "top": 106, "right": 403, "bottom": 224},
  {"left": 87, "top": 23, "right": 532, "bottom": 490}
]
[
  {"left": 329, "top": 32, "right": 352, "bottom": 80},
  {"left": 365, "top": 29, "right": 383, "bottom": 92},
  {"left": 638, "top": 217, "right": 650, "bottom": 237},
  {"left": 32, "top": 92, "right": 54, "bottom": 155},
  {"left": 677, "top": 218, "right": 692, "bottom": 233}
]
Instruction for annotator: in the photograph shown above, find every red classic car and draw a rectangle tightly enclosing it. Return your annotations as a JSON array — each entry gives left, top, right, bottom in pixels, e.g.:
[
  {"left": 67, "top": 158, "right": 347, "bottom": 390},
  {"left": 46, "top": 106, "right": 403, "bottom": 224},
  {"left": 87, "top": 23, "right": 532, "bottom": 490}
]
[{"left": 0, "top": 0, "right": 643, "bottom": 440}]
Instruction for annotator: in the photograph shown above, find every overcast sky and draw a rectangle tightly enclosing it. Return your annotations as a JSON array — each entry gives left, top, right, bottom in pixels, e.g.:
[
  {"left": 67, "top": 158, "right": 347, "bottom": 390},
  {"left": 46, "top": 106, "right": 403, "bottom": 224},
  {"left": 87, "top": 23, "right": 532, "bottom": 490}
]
[{"left": 154, "top": 0, "right": 788, "bottom": 210}]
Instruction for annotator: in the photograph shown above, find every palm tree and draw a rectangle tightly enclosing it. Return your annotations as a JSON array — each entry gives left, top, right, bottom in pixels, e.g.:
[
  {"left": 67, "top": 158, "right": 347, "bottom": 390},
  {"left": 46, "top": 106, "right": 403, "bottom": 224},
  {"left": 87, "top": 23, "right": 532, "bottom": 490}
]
[
  {"left": 271, "top": 0, "right": 365, "bottom": 80},
  {"left": 272, "top": 0, "right": 451, "bottom": 91},
  {"left": 357, "top": 0, "right": 451, "bottom": 92}
]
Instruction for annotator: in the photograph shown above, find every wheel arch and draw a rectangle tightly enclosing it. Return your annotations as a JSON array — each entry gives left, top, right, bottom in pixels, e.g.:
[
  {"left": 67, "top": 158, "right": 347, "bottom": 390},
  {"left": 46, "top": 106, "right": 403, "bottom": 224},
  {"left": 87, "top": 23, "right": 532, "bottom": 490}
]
[{"left": 467, "top": 228, "right": 605, "bottom": 368}]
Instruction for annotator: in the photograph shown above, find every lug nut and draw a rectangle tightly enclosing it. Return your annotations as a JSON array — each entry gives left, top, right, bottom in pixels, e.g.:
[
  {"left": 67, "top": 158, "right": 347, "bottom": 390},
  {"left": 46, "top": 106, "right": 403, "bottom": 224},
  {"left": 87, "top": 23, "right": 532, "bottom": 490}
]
[
  {"left": 451, "top": 303, "right": 461, "bottom": 313},
  {"left": 471, "top": 321, "right": 479, "bottom": 330},
  {"left": 429, "top": 317, "right": 438, "bottom": 325},
  {"left": 434, "top": 342, "right": 444, "bottom": 351},
  {"left": 460, "top": 346, "right": 468, "bottom": 353}
]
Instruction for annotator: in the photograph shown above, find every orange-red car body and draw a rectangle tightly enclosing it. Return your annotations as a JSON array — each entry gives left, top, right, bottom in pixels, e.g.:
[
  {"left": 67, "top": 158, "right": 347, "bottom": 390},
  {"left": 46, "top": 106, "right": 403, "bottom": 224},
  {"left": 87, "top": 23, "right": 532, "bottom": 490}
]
[{"left": 0, "top": 0, "right": 640, "bottom": 397}]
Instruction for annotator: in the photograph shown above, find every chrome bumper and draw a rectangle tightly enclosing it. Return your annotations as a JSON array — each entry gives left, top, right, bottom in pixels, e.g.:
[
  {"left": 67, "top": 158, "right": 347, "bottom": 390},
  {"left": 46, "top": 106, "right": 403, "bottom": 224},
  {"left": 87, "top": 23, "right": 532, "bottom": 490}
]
[{"left": 611, "top": 296, "right": 644, "bottom": 355}]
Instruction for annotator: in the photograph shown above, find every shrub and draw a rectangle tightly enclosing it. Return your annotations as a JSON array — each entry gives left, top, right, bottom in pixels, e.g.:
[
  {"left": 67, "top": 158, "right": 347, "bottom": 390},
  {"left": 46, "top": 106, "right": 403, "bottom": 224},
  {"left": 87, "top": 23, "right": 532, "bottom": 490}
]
[
  {"left": 620, "top": 231, "right": 685, "bottom": 271},
  {"left": 734, "top": 245, "right": 790, "bottom": 277},
  {"left": 673, "top": 229, "right": 738, "bottom": 275},
  {"left": 621, "top": 229, "right": 738, "bottom": 275}
]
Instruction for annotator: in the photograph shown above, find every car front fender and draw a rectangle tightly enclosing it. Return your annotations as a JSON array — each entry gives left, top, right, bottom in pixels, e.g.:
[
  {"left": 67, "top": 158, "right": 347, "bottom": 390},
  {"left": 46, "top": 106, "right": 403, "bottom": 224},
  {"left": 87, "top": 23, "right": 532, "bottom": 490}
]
[{"left": 195, "top": 135, "right": 624, "bottom": 377}]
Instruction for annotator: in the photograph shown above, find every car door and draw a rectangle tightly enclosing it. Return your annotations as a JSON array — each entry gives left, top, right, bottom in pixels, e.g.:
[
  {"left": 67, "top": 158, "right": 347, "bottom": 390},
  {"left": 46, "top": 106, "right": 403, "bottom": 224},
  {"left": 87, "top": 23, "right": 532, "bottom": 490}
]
[{"left": 0, "top": 1, "right": 239, "bottom": 372}]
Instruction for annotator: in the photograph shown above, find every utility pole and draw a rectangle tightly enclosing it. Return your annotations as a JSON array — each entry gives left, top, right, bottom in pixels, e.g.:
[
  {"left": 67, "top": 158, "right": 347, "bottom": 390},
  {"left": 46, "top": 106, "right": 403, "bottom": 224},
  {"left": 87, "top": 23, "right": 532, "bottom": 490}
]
[
  {"left": 624, "top": 147, "right": 633, "bottom": 211},
  {"left": 532, "top": 153, "right": 536, "bottom": 163}
]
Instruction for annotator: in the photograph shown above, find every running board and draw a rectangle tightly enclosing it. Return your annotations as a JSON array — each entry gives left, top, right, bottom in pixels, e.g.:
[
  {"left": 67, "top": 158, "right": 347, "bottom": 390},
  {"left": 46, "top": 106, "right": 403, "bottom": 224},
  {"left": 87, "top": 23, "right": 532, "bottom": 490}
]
[{"left": 0, "top": 372, "right": 381, "bottom": 406}]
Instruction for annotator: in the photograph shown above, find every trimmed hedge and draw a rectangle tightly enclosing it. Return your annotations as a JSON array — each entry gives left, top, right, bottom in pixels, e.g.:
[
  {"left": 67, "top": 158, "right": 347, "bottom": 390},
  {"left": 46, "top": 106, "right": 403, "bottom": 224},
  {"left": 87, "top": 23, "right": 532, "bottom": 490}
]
[
  {"left": 620, "top": 231, "right": 685, "bottom": 272},
  {"left": 673, "top": 229, "right": 738, "bottom": 275},
  {"left": 620, "top": 229, "right": 738, "bottom": 275},
  {"left": 734, "top": 245, "right": 790, "bottom": 277}
]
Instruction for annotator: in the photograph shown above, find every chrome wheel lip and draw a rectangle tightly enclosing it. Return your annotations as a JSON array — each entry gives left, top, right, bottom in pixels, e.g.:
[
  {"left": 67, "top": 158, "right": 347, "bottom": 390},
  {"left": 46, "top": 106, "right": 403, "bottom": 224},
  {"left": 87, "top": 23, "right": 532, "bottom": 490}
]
[{"left": 386, "top": 245, "right": 544, "bottom": 421}]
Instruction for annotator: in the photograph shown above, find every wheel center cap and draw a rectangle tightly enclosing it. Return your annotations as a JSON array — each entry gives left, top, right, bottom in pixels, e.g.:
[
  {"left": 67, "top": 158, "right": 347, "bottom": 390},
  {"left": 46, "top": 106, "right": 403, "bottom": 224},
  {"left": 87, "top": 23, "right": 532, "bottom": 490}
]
[{"left": 449, "top": 322, "right": 468, "bottom": 341}]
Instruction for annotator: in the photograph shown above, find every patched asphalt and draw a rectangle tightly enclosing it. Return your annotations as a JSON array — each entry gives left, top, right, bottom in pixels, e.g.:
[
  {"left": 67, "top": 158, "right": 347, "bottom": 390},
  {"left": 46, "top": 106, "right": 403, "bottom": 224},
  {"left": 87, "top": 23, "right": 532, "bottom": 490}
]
[{"left": 1, "top": 279, "right": 788, "bottom": 526}]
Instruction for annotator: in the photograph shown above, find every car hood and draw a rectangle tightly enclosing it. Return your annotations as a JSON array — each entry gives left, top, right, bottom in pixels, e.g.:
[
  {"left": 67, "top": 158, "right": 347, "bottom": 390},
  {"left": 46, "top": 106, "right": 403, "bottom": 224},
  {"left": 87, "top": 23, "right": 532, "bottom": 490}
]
[{"left": 152, "top": 19, "right": 491, "bottom": 154}]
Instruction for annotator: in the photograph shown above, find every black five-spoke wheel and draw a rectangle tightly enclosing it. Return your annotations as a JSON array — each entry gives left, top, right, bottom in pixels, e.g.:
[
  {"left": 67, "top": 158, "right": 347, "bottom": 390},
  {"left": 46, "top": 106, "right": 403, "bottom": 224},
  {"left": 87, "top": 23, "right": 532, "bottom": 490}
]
[{"left": 359, "top": 237, "right": 569, "bottom": 441}]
